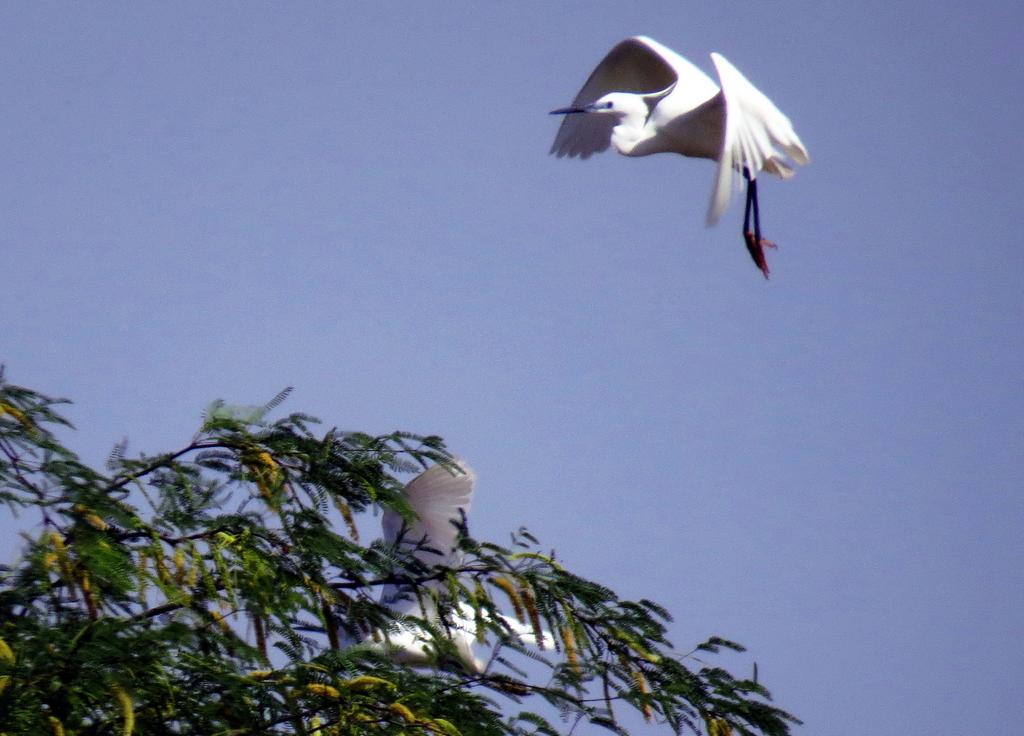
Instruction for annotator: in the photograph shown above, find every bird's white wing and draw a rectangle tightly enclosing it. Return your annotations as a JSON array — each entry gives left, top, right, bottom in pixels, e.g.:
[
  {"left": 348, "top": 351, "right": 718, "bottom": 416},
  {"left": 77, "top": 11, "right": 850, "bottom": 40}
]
[
  {"left": 366, "top": 462, "right": 550, "bottom": 672},
  {"left": 380, "top": 462, "right": 475, "bottom": 605},
  {"left": 707, "top": 52, "right": 810, "bottom": 224},
  {"left": 551, "top": 36, "right": 702, "bottom": 159},
  {"left": 382, "top": 460, "right": 475, "bottom": 565},
  {"left": 379, "top": 460, "right": 474, "bottom": 610},
  {"left": 631, "top": 36, "right": 720, "bottom": 108}
]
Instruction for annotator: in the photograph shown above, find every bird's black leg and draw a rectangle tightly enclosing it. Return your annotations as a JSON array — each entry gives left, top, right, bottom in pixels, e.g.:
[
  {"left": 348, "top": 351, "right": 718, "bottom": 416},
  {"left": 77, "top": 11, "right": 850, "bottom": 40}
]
[
  {"left": 743, "top": 167, "right": 754, "bottom": 235},
  {"left": 750, "top": 175, "right": 762, "bottom": 242},
  {"left": 742, "top": 167, "right": 774, "bottom": 279}
]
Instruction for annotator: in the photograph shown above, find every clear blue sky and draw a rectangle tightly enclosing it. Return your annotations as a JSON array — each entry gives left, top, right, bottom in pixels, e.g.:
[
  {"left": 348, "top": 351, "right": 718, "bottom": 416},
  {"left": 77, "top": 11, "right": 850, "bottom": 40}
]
[{"left": 2, "top": 3, "right": 1021, "bottom": 734}]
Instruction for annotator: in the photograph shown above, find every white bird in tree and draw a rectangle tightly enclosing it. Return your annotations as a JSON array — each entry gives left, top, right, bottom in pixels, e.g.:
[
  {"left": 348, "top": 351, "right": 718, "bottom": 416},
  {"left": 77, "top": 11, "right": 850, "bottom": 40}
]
[
  {"left": 550, "top": 36, "right": 809, "bottom": 278},
  {"left": 362, "top": 460, "right": 543, "bottom": 673}
]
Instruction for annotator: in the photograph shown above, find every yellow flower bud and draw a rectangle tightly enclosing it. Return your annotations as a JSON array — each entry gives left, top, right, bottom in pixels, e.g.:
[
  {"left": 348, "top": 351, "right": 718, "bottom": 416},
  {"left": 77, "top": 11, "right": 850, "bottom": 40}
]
[
  {"left": 304, "top": 683, "right": 341, "bottom": 699},
  {"left": 112, "top": 683, "right": 135, "bottom": 736},
  {"left": 387, "top": 702, "right": 417, "bottom": 723},
  {"left": 339, "top": 675, "right": 396, "bottom": 692},
  {"left": 491, "top": 577, "right": 525, "bottom": 623}
]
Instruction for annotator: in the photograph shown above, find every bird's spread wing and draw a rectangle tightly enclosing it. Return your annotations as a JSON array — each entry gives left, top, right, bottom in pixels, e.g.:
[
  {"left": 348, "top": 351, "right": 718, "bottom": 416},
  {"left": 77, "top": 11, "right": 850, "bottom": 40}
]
[
  {"left": 631, "top": 36, "right": 720, "bottom": 105},
  {"left": 382, "top": 460, "right": 474, "bottom": 564},
  {"left": 550, "top": 36, "right": 685, "bottom": 159},
  {"left": 707, "top": 52, "right": 809, "bottom": 225},
  {"left": 380, "top": 460, "right": 475, "bottom": 607}
]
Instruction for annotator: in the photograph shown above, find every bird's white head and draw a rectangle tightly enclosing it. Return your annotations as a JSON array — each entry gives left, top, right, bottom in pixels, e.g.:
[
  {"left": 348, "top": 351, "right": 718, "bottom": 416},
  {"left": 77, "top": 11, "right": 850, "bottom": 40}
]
[
  {"left": 551, "top": 92, "right": 646, "bottom": 119},
  {"left": 550, "top": 92, "right": 651, "bottom": 155}
]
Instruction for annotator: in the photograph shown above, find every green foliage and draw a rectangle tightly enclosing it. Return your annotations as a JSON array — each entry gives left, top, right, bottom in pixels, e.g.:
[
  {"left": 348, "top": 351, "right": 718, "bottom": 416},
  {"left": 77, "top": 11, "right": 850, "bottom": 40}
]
[{"left": 0, "top": 371, "right": 799, "bottom": 735}]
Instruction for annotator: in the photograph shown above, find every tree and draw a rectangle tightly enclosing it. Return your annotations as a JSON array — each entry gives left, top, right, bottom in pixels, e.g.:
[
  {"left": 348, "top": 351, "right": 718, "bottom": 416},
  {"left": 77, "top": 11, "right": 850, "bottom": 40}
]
[{"left": 0, "top": 371, "right": 799, "bottom": 735}]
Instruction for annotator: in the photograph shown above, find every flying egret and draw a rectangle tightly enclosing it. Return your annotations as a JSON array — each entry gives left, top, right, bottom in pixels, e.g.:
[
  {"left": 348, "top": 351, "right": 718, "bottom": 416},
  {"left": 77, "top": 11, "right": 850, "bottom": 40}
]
[
  {"left": 361, "top": 460, "right": 544, "bottom": 673},
  {"left": 550, "top": 36, "right": 809, "bottom": 278}
]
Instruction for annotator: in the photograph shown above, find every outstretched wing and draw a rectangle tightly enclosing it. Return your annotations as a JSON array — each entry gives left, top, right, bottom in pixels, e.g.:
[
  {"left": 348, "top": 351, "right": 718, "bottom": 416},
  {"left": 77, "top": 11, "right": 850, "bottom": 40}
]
[
  {"left": 550, "top": 36, "right": 682, "bottom": 159},
  {"left": 381, "top": 460, "right": 475, "bottom": 609},
  {"left": 382, "top": 460, "right": 475, "bottom": 564},
  {"left": 707, "top": 52, "right": 810, "bottom": 224}
]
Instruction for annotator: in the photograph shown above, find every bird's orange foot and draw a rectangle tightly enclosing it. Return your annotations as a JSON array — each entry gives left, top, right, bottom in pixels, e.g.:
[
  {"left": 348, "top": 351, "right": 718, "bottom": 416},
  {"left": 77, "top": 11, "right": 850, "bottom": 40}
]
[{"left": 744, "top": 231, "right": 776, "bottom": 279}]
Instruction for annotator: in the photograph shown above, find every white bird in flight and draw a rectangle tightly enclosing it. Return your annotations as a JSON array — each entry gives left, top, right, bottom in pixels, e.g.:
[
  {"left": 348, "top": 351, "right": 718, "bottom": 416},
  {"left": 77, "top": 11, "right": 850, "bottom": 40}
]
[
  {"left": 362, "top": 460, "right": 543, "bottom": 673},
  {"left": 550, "top": 36, "right": 809, "bottom": 278}
]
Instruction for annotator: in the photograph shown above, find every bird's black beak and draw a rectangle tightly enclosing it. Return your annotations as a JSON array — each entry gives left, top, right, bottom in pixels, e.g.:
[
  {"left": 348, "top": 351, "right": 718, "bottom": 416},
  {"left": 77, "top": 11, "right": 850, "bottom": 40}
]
[{"left": 549, "top": 106, "right": 588, "bottom": 115}]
